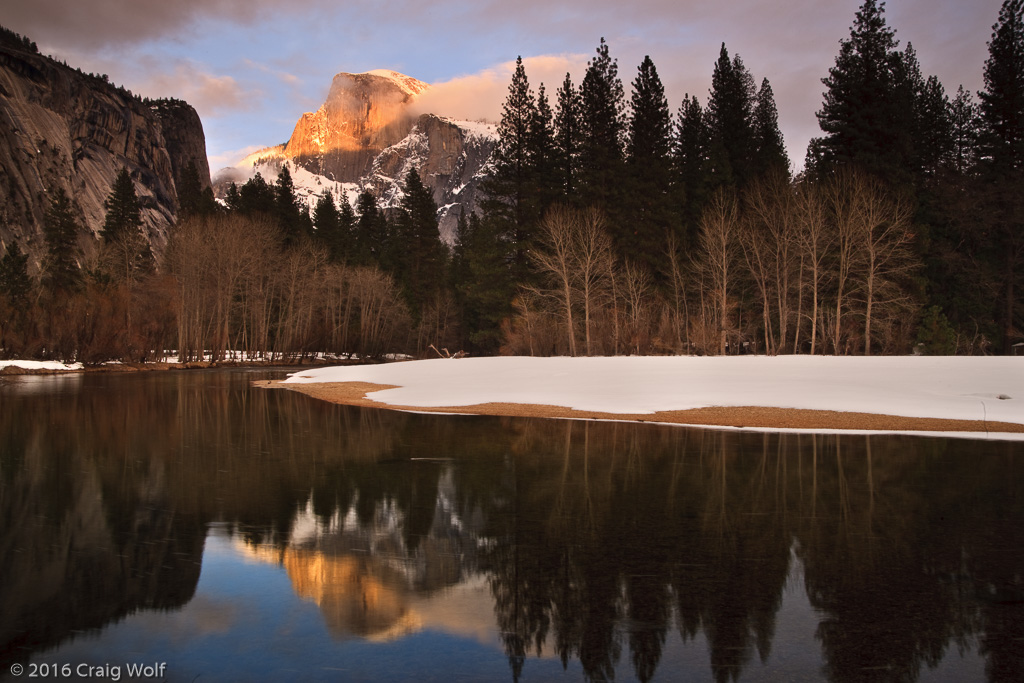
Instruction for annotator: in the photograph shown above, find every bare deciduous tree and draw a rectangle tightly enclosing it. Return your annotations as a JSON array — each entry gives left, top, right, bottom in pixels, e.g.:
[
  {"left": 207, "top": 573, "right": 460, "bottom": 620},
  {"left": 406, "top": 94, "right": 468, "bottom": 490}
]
[{"left": 696, "top": 189, "right": 740, "bottom": 355}]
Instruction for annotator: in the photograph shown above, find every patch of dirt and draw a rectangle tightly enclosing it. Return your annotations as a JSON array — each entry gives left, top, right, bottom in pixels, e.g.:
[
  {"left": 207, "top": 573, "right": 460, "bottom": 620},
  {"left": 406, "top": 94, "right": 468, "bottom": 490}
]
[{"left": 259, "top": 380, "right": 1024, "bottom": 434}]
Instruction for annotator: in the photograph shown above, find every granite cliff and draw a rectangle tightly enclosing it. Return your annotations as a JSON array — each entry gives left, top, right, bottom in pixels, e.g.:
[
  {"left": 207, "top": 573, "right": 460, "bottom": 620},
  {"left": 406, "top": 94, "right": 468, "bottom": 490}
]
[
  {"left": 0, "top": 32, "right": 210, "bottom": 270},
  {"left": 216, "top": 70, "right": 495, "bottom": 243}
]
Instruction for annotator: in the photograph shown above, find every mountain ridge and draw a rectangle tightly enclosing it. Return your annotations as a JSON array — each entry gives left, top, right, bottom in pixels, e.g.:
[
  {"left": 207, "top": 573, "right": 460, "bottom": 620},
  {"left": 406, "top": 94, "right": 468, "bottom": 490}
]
[{"left": 214, "top": 69, "right": 495, "bottom": 243}]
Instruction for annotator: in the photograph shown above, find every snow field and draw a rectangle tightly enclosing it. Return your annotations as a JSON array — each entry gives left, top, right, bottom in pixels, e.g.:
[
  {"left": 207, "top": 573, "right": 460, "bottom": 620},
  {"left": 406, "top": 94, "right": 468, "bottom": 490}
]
[{"left": 283, "top": 355, "right": 1024, "bottom": 427}]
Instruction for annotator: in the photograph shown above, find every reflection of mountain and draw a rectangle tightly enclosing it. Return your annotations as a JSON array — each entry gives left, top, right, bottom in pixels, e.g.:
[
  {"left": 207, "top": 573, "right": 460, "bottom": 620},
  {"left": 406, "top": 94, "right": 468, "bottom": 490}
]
[
  {"left": 237, "top": 466, "right": 479, "bottom": 641},
  {"left": 0, "top": 418, "right": 204, "bottom": 670},
  {"left": 286, "top": 550, "right": 420, "bottom": 640}
]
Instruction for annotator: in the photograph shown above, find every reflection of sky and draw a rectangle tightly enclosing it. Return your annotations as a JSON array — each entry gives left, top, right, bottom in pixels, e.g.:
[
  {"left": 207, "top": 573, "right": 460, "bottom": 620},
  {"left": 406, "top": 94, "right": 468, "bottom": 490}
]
[{"left": 30, "top": 532, "right": 986, "bottom": 682}]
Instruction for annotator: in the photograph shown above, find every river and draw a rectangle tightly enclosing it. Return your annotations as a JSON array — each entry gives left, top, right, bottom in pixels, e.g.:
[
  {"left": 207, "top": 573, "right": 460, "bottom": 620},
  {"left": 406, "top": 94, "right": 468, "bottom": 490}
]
[{"left": 1, "top": 369, "right": 1021, "bottom": 682}]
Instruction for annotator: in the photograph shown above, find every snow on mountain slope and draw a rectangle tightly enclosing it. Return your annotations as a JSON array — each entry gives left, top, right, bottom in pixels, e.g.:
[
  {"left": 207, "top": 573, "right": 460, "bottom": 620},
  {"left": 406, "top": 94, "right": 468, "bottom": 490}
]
[
  {"left": 215, "top": 114, "right": 496, "bottom": 244},
  {"left": 365, "top": 69, "right": 430, "bottom": 97}
]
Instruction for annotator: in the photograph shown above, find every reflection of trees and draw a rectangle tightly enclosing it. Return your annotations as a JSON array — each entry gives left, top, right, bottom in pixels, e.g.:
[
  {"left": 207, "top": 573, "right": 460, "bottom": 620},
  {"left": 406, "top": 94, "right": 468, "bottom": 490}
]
[
  {"left": 794, "top": 435, "right": 1024, "bottom": 683},
  {"left": 474, "top": 422, "right": 794, "bottom": 682},
  {"left": 471, "top": 422, "right": 1023, "bottom": 683}
]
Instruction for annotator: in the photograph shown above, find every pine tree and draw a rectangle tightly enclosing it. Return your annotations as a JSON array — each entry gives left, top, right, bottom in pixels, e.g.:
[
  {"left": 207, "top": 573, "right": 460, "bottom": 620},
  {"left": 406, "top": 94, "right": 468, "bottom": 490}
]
[
  {"left": 274, "top": 164, "right": 307, "bottom": 245},
  {"left": 0, "top": 240, "right": 32, "bottom": 306},
  {"left": 238, "top": 172, "right": 276, "bottom": 215},
  {"left": 0, "top": 239, "right": 34, "bottom": 356},
  {"left": 225, "top": 182, "right": 243, "bottom": 212},
  {"left": 623, "top": 55, "right": 675, "bottom": 276},
  {"left": 353, "top": 190, "right": 389, "bottom": 267},
  {"left": 338, "top": 191, "right": 356, "bottom": 259},
  {"left": 482, "top": 56, "right": 541, "bottom": 285},
  {"left": 554, "top": 73, "right": 582, "bottom": 200},
  {"left": 814, "top": 0, "right": 913, "bottom": 183},
  {"left": 529, "top": 82, "right": 558, "bottom": 213},
  {"left": 914, "top": 75, "right": 953, "bottom": 179},
  {"left": 101, "top": 168, "right": 142, "bottom": 243},
  {"left": 313, "top": 189, "right": 347, "bottom": 262},
  {"left": 949, "top": 86, "right": 981, "bottom": 175},
  {"left": 452, "top": 211, "right": 513, "bottom": 354},
  {"left": 752, "top": 78, "right": 790, "bottom": 178},
  {"left": 392, "top": 167, "right": 446, "bottom": 320},
  {"left": 485, "top": 57, "right": 536, "bottom": 222},
  {"left": 578, "top": 37, "right": 625, "bottom": 207},
  {"left": 43, "top": 187, "right": 82, "bottom": 293},
  {"left": 977, "top": 0, "right": 1024, "bottom": 352},
  {"left": 706, "top": 45, "right": 757, "bottom": 190},
  {"left": 979, "top": 0, "right": 1024, "bottom": 173},
  {"left": 101, "top": 167, "right": 153, "bottom": 281},
  {"left": 674, "top": 94, "right": 711, "bottom": 245},
  {"left": 176, "top": 160, "right": 216, "bottom": 220}
]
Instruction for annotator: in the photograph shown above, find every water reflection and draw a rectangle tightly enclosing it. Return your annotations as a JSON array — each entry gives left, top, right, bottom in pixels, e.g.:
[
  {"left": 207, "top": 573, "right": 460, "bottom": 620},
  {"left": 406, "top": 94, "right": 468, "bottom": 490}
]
[{"left": 0, "top": 370, "right": 1021, "bottom": 682}]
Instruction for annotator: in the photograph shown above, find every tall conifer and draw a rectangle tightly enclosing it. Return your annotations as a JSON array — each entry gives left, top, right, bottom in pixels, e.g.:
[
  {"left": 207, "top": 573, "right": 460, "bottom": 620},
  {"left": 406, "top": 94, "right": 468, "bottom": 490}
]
[
  {"left": 530, "top": 83, "right": 558, "bottom": 213},
  {"left": 674, "top": 94, "right": 710, "bottom": 244},
  {"left": 353, "top": 190, "right": 388, "bottom": 267},
  {"left": 0, "top": 241, "right": 32, "bottom": 307},
  {"left": 554, "top": 73, "right": 582, "bottom": 200},
  {"left": 578, "top": 38, "right": 625, "bottom": 207},
  {"left": 624, "top": 55, "right": 674, "bottom": 275},
  {"left": 101, "top": 168, "right": 143, "bottom": 243},
  {"left": 393, "top": 168, "right": 446, "bottom": 320},
  {"left": 313, "top": 190, "right": 346, "bottom": 262},
  {"left": 706, "top": 45, "right": 757, "bottom": 190},
  {"left": 752, "top": 78, "right": 790, "bottom": 177},
  {"left": 483, "top": 56, "right": 539, "bottom": 283},
  {"left": 101, "top": 168, "right": 153, "bottom": 281},
  {"left": 815, "top": 0, "right": 913, "bottom": 183},
  {"left": 43, "top": 188, "right": 82, "bottom": 294},
  {"left": 979, "top": 0, "right": 1024, "bottom": 172},
  {"left": 977, "top": 0, "right": 1024, "bottom": 352}
]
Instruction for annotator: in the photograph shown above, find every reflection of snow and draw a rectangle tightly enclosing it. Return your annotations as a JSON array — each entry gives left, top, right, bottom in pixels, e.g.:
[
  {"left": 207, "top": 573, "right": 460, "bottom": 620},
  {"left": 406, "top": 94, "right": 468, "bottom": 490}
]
[{"left": 0, "top": 372, "right": 84, "bottom": 396}]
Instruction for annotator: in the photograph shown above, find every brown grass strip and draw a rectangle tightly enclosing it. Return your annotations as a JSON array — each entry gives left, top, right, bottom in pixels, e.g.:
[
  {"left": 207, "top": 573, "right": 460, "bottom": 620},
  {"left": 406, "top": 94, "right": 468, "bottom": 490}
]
[{"left": 256, "top": 380, "right": 1024, "bottom": 434}]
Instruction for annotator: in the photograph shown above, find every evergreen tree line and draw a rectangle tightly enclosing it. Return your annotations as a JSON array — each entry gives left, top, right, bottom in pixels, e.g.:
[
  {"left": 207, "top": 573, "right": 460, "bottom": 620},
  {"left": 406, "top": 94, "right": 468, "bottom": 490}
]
[
  {"left": 463, "top": 0, "right": 1023, "bottom": 356},
  {"left": 1, "top": 0, "right": 1021, "bottom": 360}
]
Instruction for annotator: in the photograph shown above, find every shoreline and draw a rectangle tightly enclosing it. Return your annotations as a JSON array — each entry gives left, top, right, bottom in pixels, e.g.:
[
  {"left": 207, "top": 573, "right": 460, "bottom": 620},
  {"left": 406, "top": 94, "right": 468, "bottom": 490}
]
[
  {"left": 0, "top": 359, "right": 369, "bottom": 377},
  {"left": 261, "top": 380, "right": 1024, "bottom": 436}
]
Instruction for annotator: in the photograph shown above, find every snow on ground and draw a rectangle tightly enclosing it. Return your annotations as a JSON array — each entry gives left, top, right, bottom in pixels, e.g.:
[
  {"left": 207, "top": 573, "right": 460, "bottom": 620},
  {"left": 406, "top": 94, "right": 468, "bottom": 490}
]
[
  {"left": 283, "top": 355, "right": 1024, "bottom": 429},
  {"left": 0, "top": 360, "right": 83, "bottom": 372}
]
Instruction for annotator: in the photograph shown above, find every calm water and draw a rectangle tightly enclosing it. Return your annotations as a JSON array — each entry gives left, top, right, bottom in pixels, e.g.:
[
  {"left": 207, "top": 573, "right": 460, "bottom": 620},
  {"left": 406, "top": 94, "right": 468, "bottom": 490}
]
[{"left": 1, "top": 369, "right": 1022, "bottom": 683}]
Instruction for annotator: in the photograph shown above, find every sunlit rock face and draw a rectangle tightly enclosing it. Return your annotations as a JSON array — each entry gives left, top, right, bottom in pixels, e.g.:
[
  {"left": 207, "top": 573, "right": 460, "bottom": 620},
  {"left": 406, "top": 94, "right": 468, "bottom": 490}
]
[
  {"left": 284, "top": 71, "right": 427, "bottom": 182},
  {"left": 0, "top": 41, "right": 210, "bottom": 268},
  {"left": 219, "top": 70, "right": 496, "bottom": 244}
]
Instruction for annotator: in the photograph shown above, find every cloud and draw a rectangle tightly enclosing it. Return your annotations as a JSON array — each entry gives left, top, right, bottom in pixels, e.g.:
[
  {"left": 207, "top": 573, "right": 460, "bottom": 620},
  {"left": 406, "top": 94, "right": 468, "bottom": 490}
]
[
  {"left": 412, "top": 54, "right": 589, "bottom": 123},
  {"left": 141, "top": 62, "right": 252, "bottom": 114},
  {"left": 207, "top": 145, "right": 265, "bottom": 171},
  {"left": 0, "top": 0, "right": 302, "bottom": 50},
  {"left": 242, "top": 59, "right": 300, "bottom": 87}
]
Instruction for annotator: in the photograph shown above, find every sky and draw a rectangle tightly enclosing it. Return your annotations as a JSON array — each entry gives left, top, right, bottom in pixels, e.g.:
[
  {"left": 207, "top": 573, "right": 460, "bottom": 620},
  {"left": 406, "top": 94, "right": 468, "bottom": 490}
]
[{"left": 0, "top": 0, "right": 1005, "bottom": 174}]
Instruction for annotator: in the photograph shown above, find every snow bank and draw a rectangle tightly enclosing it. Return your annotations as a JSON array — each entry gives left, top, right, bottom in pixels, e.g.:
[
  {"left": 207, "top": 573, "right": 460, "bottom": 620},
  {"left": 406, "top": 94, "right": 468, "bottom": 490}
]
[
  {"left": 283, "top": 355, "right": 1024, "bottom": 427},
  {"left": 0, "top": 360, "right": 83, "bottom": 372}
]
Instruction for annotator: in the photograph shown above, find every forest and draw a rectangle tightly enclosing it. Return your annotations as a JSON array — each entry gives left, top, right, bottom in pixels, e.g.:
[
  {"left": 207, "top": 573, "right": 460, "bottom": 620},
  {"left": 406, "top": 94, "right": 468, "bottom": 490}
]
[{"left": 0, "top": 0, "right": 1021, "bottom": 362}]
